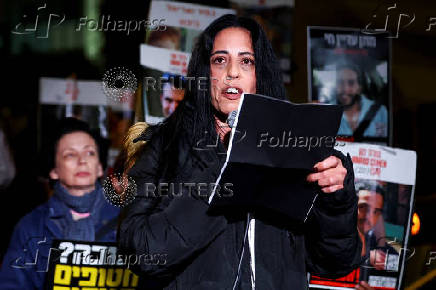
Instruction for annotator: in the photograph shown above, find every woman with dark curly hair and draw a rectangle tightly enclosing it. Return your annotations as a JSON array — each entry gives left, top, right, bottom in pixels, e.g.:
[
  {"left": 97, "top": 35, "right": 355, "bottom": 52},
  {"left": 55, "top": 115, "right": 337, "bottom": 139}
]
[{"left": 119, "top": 14, "right": 361, "bottom": 289}]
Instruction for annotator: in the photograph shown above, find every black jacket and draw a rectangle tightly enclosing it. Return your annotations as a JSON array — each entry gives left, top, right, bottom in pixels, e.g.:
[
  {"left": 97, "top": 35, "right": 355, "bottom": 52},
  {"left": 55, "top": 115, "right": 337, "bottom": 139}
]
[{"left": 118, "top": 125, "right": 362, "bottom": 290}]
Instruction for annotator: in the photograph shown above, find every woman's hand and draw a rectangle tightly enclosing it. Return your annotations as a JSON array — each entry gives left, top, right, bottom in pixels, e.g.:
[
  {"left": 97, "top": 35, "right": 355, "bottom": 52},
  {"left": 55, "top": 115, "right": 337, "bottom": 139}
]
[
  {"left": 370, "top": 249, "right": 387, "bottom": 270},
  {"left": 306, "top": 155, "right": 347, "bottom": 193}
]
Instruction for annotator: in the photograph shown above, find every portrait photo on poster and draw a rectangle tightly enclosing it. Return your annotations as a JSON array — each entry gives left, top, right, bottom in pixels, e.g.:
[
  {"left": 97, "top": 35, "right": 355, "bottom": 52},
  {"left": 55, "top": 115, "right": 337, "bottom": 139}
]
[
  {"left": 142, "top": 67, "right": 187, "bottom": 124},
  {"left": 140, "top": 1, "right": 235, "bottom": 124},
  {"left": 307, "top": 27, "right": 392, "bottom": 145}
]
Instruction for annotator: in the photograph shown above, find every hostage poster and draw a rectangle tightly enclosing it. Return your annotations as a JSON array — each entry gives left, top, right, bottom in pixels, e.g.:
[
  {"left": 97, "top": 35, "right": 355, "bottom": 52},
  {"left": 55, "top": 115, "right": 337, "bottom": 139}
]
[
  {"left": 309, "top": 142, "right": 417, "bottom": 290},
  {"left": 140, "top": 1, "right": 235, "bottom": 124},
  {"left": 44, "top": 240, "right": 159, "bottom": 289},
  {"left": 307, "top": 27, "right": 391, "bottom": 145}
]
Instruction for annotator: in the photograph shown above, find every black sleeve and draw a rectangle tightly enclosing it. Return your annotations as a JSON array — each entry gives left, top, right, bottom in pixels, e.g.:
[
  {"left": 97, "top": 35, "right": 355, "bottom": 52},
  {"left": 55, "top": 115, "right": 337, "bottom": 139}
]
[
  {"left": 117, "top": 134, "right": 228, "bottom": 280},
  {"left": 304, "top": 149, "right": 362, "bottom": 278}
]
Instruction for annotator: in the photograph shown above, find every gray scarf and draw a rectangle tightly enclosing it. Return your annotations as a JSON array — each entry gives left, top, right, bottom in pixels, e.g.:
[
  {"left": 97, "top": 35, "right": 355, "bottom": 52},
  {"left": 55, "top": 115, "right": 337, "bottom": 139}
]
[{"left": 53, "top": 182, "right": 102, "bottom": 241}]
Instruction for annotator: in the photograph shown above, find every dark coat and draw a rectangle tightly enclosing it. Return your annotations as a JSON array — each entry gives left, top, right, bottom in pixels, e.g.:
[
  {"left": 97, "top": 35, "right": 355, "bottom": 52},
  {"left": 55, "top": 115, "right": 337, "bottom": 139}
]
[
  {"left": 119, "top": 126, "right": 362, "bottom": 290},
  {"left": 0, "top": 186, "right": 119, "bottom": 290}
]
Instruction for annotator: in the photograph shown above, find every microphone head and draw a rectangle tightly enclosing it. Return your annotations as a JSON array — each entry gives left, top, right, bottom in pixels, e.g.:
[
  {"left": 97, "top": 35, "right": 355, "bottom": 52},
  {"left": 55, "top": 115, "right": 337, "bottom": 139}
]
[{"left": 226, "top": 110, "right": 238, "bottom": 128}]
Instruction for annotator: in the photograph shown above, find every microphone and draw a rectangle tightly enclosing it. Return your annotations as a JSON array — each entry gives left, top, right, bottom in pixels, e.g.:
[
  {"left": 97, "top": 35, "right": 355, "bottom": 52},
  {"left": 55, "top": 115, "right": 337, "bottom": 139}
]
[{"left": 226, "top": 110, "right": 238, "bottom": 128}]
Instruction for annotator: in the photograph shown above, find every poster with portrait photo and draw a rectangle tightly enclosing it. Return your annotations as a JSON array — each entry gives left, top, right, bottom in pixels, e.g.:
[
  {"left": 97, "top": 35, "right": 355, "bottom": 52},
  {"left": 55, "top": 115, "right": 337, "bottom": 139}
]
[
  {"left": 140, "top": 0, "right": 235, "bottom": 124},
  {"left": 38, "top": 77, "right": 135, "bottom": 170},
  {"left": 309, "top": 142, "right": 416, "bottom": 290},
  {"left": 307, "top": 27, "right": 392, "bottom": 145}
]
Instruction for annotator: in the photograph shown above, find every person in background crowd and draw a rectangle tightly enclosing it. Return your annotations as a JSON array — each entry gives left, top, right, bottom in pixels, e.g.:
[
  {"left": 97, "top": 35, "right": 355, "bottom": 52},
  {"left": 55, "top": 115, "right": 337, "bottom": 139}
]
[
  {"left": 0, "top": 117, "right": 119, "bottom": 289},
  {"left": 0, "top": 125, "right": 15, "bottom": 190}
]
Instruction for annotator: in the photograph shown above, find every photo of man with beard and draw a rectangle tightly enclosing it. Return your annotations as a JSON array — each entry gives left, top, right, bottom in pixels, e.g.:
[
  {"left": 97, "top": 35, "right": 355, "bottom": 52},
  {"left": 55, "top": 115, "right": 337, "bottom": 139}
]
[{"left": 335, "top": 64, "right": 388, "bottom": 139}]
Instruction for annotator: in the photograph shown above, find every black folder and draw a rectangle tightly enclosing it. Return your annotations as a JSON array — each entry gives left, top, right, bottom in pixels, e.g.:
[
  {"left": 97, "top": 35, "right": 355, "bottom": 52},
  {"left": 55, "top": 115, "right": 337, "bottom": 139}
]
[{"left": 209, "top": 93, "right": 343, "bottom": 224}]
